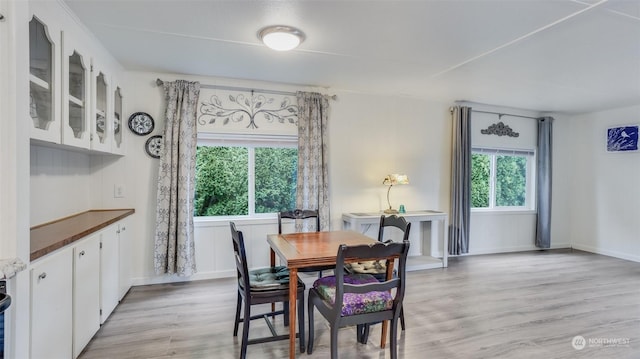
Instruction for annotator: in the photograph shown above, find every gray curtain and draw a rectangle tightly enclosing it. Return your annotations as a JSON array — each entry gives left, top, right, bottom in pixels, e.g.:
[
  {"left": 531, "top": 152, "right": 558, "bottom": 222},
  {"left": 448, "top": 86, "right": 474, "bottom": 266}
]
[
  {"left": 154, "top": 80, "right": 200, "bottom": 276},
  {"left": 296, "top": 91, "right": 331, "bottom": 231},
  {"left": 449, "top": 106, "right": 471, "bottom": 255},
  {"left": 536, "top": 117, "right": 554, "bottom": 248}
]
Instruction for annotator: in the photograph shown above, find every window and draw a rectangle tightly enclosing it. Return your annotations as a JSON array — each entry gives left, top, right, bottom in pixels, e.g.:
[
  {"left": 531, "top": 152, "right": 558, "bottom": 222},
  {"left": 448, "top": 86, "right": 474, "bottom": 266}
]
[
  {"left": 471, "top": 148, "right": 535, "bottom": 210},
  {"left": 194, "top": 134, "right": 297, "bottom": 217}
]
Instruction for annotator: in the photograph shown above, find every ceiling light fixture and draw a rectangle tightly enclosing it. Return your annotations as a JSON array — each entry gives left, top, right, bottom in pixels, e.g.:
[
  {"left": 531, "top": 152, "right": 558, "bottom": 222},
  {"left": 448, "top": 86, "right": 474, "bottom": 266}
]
[{"left": 258, "top": 25, "right": 305, "bottom": 51}]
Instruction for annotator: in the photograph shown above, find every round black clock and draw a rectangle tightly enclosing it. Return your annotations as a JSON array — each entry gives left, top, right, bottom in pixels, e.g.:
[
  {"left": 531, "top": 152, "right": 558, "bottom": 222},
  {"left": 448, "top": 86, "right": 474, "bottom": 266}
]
[
  {"left": 128, "top": 112, "right": 154, "bottom": 136},
  {"left": 145, "top": 135, "right": 163, "bottom": 159}
]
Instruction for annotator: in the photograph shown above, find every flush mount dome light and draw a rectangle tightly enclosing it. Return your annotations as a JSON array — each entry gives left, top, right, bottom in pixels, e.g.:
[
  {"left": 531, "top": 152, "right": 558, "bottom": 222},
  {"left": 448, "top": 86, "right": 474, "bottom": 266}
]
[{"left": 259, "top": 25, "right": 305, "bottom": 51}]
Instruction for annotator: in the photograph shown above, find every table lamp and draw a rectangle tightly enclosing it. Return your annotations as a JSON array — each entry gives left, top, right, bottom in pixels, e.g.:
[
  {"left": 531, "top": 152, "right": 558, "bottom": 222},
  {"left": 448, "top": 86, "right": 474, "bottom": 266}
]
[{"left": 383, "top": 174, "right": 409, "bottom": 214}]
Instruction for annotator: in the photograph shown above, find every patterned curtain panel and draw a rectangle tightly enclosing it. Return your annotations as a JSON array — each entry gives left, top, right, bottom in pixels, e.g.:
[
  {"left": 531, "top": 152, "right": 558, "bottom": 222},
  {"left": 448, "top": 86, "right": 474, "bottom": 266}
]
[
  {"left": 449, "top": 106, "right": 471, "bottom": 255},
  {"left": 296, "top": 92, "right": 331, "bottom": 231},
  {"left": 536, "top": 117, "right": 554, "bottom": 249},
  {"left": 154, "top": 80, "right": 200, "bottom": 276}
]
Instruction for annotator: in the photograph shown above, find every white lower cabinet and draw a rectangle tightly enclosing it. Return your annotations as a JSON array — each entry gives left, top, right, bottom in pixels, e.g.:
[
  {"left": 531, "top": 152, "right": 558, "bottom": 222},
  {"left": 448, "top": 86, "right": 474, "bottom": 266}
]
[
  {"left": 118, "top": 218, "right": 132, "bottom": 300},
  {"left": 30, "top": 217, "right": 130, "bottom": 358},
  {"left": 100, "top": 224, "right": 119, "bottom": 323},
  {"left": 30, "top": 247, "right": 73, "bottom": 359},
  {"left": 73, "top": 234, "right": 101, "bottom": 358}
]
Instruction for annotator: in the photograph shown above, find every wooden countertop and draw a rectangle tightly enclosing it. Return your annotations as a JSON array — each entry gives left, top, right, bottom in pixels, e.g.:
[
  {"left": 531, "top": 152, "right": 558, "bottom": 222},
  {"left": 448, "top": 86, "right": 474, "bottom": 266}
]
[{"left": 30, "top": 209, "right": 135, "bottom": 261}]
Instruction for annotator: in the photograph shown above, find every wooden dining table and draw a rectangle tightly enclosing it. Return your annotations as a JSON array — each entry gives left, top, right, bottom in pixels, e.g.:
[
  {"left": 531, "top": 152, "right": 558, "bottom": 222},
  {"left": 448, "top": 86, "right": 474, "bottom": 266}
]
[{"left": 267, "top": 230, "right": 395, "bottom": 359}]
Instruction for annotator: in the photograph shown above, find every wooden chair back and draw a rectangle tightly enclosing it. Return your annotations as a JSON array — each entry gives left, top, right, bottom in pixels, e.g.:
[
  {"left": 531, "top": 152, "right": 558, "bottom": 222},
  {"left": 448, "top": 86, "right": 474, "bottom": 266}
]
[
  {"left": 278, "top": 209, "right": 320, "bottom": 233},
  {"left": 331, "top": 241, "right": 410, "bottom": 321}
]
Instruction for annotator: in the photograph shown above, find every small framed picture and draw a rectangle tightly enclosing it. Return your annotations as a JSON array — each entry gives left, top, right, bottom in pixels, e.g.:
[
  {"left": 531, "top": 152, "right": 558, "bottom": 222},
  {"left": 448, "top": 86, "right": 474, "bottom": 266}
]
[{"left": 606, "top": 125, "right": 639, "bottom": 152}]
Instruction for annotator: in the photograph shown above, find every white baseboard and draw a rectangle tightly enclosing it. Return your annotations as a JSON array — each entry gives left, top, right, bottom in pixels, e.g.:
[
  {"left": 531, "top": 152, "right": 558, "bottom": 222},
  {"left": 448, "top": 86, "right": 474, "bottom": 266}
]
[
  {"left": 468, "top": 242, "right": 571, "bottom": 256},
  {"left": 571, "top": 244, "right": 640, "bottom": 263},
  {"left": 131, "top": 269, "right": 236, "bottom": 287}
]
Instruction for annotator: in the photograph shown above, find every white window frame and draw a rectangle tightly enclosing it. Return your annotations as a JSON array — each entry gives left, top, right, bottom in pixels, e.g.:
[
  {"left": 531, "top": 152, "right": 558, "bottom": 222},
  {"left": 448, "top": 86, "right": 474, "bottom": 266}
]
[
  {"left": 195, "top": 133, "right": 298, "bottom": 221},
  {"left": 471, "top": 147, "right": 536, "bottom": 212}
]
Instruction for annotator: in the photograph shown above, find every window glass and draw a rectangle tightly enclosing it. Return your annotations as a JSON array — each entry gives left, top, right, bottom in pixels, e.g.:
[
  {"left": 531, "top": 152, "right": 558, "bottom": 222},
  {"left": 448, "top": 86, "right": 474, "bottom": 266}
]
[
  {"left": 255, "top": 147, "right": 298, "bottom": 213},
  {"left": 194, "top": 142, "right": 297, "bottom": 217},
  {"left": 471, "top": 148, "right": 534, "bottom": 210},
  {"left": 195, "top": 146, "right": 248, "bottom": 216},
  {"left": 471, "top": 153, "right": 490, "bottom": 208},
  {"left": 495, "top": 155, "right": 526, "bottom": 207}
]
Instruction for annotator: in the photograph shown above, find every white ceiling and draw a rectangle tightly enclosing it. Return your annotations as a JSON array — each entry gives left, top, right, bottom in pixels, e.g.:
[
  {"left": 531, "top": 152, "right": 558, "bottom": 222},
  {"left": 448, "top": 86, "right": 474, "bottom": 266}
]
[{"left": 63, "top": 0, "right": 640, "bottom": 114}]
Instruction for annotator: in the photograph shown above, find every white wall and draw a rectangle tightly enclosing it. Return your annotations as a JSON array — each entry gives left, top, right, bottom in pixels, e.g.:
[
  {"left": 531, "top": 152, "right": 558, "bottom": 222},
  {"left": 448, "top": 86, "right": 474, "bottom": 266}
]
[
  {"left": 14, "top": 0, "right": 639, "bottom": 357},
  {"left": 119, "top": 71, "right": 455, "bottom": 284},
  {"left": 465, "top": 104, "right": 571, "bottom": 253},
  {"left": 18, "top": 7, "right": 639, "bottom": 341},
  {"left": 560, "top": 105, "right": 640, "bottom": 262},
  {"left": 328, "top": 92, "right": 451, "bottom": 220},
  {"left": 30, "top": 145, "right": 92, "bottom": 225},
  {"left": 34, "top": 70, "right": 640, "bottom": 291}
]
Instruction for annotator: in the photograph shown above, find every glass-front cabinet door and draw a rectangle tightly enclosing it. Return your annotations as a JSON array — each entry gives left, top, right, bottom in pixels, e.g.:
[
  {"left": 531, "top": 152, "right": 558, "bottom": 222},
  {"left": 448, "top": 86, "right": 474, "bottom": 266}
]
[
  {"left": 112, "top": 85, "right": 124, "bottom": 155},
  {"left": 62, "top": 33, "right": 90, "bottom": 149},
  {"left": 29, "top": 15, "right": 61, "bottom": 143},
  {"left": 91, "top": 61, "right": 111, "bottom": 152}
]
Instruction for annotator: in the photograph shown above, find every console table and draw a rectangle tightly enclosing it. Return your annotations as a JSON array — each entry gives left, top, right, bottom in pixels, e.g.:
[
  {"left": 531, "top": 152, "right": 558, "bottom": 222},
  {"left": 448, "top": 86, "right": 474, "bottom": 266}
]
[{"left": 342, "top": 210, "right": 448, "bottom": 270}]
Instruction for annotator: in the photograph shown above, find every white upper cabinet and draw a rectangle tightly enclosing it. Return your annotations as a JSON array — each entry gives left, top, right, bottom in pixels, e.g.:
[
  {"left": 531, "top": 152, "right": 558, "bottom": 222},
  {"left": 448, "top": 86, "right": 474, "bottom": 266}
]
[
  {"left": 28, "top": 1, "right": 125, "bottom": 155},
  {"left": 90, "top": 59, "right": 112, "bottom": 153},
  {"left": 61, "top": 31, "right": 91, "bottom": 149},
  {"left": 111, "top": 79, "right": 125, "bottom": 155},
  {"left": 29, "top": 12, "right": 62, "bottom": 144}
]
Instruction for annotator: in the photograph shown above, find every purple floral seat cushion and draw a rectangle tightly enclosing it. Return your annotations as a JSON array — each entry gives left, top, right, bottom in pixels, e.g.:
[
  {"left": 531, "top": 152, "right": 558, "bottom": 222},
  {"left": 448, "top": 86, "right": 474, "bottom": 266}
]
[{"left": 313, "top": 274, "right": 393, "bottom": 316}]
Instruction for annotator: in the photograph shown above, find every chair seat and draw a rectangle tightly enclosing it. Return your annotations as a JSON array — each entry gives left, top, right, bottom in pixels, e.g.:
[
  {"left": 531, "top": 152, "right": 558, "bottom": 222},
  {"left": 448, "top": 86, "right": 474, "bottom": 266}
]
[
  {"left": 313, "top": 274, "right": 393, "bottom": 317},
  {"left": 344, "top": 260, "right": 386, "bottom": 274},
  {"left": 247, "top": 266, "right": 290, "bottom": 291}
]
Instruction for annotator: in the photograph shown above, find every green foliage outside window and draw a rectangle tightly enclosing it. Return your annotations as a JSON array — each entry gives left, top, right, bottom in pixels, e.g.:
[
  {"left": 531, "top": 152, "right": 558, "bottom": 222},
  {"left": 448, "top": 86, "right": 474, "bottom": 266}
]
[
  {"left": 255, "top": 148, "right": 297, "bottom": 213},
  {"left": 471, "top": 152, "right": 528, "bottom": 208},
  {"left": 471, "top": 153, "right": 490, "bottom": 208},
  {"left": 496, "top": 155, "right": 526, "bottom": 206},
  {"left": 194, "top": 146, "right": 248, "bottom": 216},
  {"left": 194, "top": 146, "right": 298, "bottom": 216}
]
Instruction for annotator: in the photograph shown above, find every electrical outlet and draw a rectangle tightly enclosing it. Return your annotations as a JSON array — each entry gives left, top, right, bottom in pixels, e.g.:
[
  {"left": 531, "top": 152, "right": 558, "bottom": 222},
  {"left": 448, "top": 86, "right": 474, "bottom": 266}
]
[{"left": 114, "top": 184, "right": 125, "bottom": 198}]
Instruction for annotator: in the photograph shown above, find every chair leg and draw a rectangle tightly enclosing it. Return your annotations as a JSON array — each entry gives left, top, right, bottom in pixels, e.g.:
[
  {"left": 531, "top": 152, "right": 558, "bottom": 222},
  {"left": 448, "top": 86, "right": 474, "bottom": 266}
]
[
  {"left": 400, "top": 307, "right": 406, "bottom": 331},
  {"left": 356, "top": 324, "right": 362, "bottom": 343},
  {"left": 390, "top": 317, "right": 399, "bottom": 359},
  {"left": 307, "top": 296, "right": 315, "bottom": 354},
  {"left": 298, "top": 293, "right": 305, "bottom": 353},
  {"left": 283, "top": 300, "right": 289, "bottom": 327},
  {"left": 233, "top": 292, "right": 242, "bottom": 337},
  {"left": 361, "top": 324, "right": 370, "bottom": 344},
  {"left": 330, "top": 324, "right": 339, "bottom": 359},
  {"left": 240, "top": 298, "right": 251, "bottom": 359}
]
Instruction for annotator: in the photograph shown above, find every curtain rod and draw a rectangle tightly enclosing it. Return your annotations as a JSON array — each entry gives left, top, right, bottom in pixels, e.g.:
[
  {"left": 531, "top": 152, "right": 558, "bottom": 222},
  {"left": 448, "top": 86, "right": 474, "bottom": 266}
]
[
  {"left": 156, "top": 78, "right": 337, "bottom": 100},
  {"left": 471, "top": 109, "right": 538, "bottom": 120}
]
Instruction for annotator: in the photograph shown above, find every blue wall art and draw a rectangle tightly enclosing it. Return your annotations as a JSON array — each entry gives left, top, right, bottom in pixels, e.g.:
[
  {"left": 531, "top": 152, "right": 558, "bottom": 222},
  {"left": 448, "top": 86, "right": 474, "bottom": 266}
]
[{"left": 606, "top": 125, "right": 639, "bottom": 152}]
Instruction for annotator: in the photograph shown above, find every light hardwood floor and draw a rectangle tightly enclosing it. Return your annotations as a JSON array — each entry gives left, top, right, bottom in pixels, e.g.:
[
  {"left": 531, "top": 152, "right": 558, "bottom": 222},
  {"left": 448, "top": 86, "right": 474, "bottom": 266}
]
[{"left": 79, "top": 249, "right": 640, "bottom": 358}]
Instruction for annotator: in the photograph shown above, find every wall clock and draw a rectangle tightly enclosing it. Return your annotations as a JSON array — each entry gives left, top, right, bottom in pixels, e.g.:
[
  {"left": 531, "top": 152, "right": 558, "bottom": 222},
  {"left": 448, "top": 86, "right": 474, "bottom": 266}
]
[
  {"left": 145, "top": 135, "right": 163, "bottom": 159},
  {"left": 128, "top": 112, "right": 154, "bottom": 136}
]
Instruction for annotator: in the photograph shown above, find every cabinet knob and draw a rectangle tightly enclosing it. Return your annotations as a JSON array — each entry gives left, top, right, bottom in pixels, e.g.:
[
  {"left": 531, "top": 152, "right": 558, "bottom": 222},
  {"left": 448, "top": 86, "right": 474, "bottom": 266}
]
[
  {"left": 122, "top": 226, "right": 126, "bottom": 231},
  {"left": 0, "top": 13, "right": 5, "bottom": 21},
  {"left": 79, "top": 250, "right": 85, "bottom": 257},
  {"left": 38, "top": 272, "right": 47, "bottom": 280}
]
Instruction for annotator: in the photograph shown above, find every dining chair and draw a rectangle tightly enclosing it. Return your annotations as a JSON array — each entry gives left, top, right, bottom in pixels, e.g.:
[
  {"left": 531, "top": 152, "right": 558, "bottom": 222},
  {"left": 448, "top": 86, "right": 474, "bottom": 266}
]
[
  {"left": 230, "top": 222, "right": 306, "bottom": 359},
  {"left": 307, "top": 240, "right": 410, "bottom": 359},
  {"left": 277, "top": 209, "right": 335, "bottom": 278},
  {"left": 344, "top": 215, "right": 411, "bottom": 342}
]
